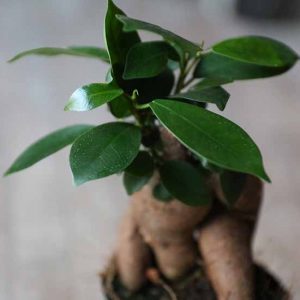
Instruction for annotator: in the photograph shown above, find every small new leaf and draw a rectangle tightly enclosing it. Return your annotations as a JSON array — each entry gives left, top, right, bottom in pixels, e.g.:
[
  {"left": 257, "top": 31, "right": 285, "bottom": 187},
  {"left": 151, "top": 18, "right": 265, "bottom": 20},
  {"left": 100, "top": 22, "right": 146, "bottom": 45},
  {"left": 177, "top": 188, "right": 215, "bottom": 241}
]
[
  {"left": 70, "top": 122, "right": 141, "bottom": 186},
  {"left": 65, "top": 82, "right": 123, "bottom": 111},
  {"left": 9, "top": 46, "right": 109, "bottom": 63},
  {"left": 5, "top": 125, "right": 93, "bottom": 176},
  {"left": 150, "top": 99, "right": 270, "bottom": 182}
]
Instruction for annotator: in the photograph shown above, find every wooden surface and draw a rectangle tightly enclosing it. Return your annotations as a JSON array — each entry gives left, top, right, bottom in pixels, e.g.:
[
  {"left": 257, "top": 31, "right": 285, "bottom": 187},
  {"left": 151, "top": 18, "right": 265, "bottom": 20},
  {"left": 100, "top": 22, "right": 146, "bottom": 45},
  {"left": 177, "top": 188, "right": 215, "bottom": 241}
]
[{"left": 1, "top": 0, "right": 300, "bottom": 299}]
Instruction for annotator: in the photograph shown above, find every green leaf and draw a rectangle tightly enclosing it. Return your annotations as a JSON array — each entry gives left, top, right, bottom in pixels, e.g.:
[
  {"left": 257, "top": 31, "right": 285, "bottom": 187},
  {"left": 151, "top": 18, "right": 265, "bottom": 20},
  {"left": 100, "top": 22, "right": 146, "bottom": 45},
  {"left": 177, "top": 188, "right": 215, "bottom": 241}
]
[
  {"left": 160, "top": 160, "right": 211, "bottom": 206},
  {"left": 104, "top": 3, "right": 176, "bottom": 103},
  {"left": 8, "top": 46, "right": 109, "bottom": 63},
  {"left": 123, "top": 41, "right": 172, "bottom": 79},
  {"left": 123, "top": 151, "right": 154, "bottom": 195},
  {"left": 65, "top": 82, "right": 123, "bottom": 111},
  {"left": 172, "top": 86, "right": 230, "bottom": 111},
  {"left": 108, "top": 95, "right": 132, "bottom": 118},
  {"left": 201, "top": 159, "right": 224, "bottom": 173},
  {"left": 212, "top": 36, "right": 298, "bottom": 67},
  {"left": 70, "top": 122, "right": 141, "bottom": 186},
  {"left": 105, "top": 0, "right": 140, "bottom": 84},
  {"left": 105, "top": 69, "right": 132, "bottom": 118},
  {"left": 194, "top": 52, "right": 295, "bottom": 80},
  {"left": 150, "top": 99, "right": 270, "bottom": 182},
  {"left": 125, "top": 151, "right": 154, "bottom": 176},
  {"left": 116, "top": 15, "right": 200, "bottom": 56},
  {"left": 193, "top": 78, "right": 233, "bottom": 89},
  {"left": 136, "top": 68, "right": 175, "bottom": 104},
  {"left": 153, "top": 182, "right": 173, "bottom": 202},
  {"left": 123, "top": 172, "right": 149, "bottom": 195},
  {"left": 5, "top": 125, "right": 93, "bottom": 176},
  {"left": 220, "top": 171, "right": 247, "bottom": 206}
]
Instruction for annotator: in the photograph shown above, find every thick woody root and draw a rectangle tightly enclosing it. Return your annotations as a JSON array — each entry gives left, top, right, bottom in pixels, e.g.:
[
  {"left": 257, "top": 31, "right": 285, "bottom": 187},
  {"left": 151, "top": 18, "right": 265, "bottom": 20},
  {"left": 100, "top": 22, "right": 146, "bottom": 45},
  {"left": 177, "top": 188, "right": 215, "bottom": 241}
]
[
  {"left": 115, "top": 126, "right": 263, "bottom": 295},
  {"left": 195, "top": 175, "right": 263, "bottom": 300},
  {"left": 116, "top": 127, "right": 211, "bottom": 288},
  {"left": 132, "top": 176, "right": 211, "bottom": 280},
  {"left": 115, "top": 175, "right": 262, "bottom": 295},
  {"left": 116, "top": 175, "right": 211, "bottom": 287},
  {"left": 197, "top": 213, "right": 254, "bottom": 300},
  {"left": 115, "top": 206, "right": 151, "bottom": 291}
]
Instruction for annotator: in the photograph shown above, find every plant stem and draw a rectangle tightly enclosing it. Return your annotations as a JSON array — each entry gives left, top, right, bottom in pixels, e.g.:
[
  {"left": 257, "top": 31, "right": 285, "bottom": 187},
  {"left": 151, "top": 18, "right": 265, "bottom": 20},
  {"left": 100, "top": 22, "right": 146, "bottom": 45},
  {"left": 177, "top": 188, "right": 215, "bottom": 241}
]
[
  {"left": 175, "top": 54, "right": 189, "bottom": 94},
  {"left": 182, "top": 77, "right": 195, "bottom": 89},
  {"left": 175, "top": 53, "right": 201, "bottom": 94}
]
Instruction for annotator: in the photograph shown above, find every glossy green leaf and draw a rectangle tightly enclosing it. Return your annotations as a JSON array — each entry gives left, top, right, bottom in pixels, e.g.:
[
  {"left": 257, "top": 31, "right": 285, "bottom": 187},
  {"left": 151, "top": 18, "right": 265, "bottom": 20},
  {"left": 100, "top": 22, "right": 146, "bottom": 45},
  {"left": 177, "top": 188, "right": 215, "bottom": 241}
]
[
  {"left": 220, "top": 171, "right": 247, "bottom": 206},
  {"left": 123, "top": 151, "right": 154, "bottom": 195},
  {"left": 5, "top": 125, "right": 93, "bottom": 176},
  {"left": 212, "top": 36, "right": 298, "bottom": 67},
  {"left": 160, "top": 160, "right": 211, "bottom": 206},
  {"left": 65, "top": 82, "right": 123, "bottom": 111},
  {"left": 123, "top": 41, "right": 172, "bottom": 79},
  {"left": 108, "top": 95, "right": 132, "bottom": 118},
  {"left": 105, "top": 0, "right": 140, "bottom": 84},
  {"left": 70, "top": 122, "right": 141, "bottom": 185},
  {"left": 116, "top": 15, "right": 200, "bottom": 56},
  {"left": 172, "top": 86, "right": 230, "bottom": 111},
  {"left": 150, "top": 99, "right": 270, "bottom": 182},
  {"left": 194, "top": 52, "right": 295, "bottom": 80},
  {"left": 9, "top": 46, "right": 109, "bottom": 63},
  {"left": 153, "top": 182, "right": 173, "bottom": 202}
]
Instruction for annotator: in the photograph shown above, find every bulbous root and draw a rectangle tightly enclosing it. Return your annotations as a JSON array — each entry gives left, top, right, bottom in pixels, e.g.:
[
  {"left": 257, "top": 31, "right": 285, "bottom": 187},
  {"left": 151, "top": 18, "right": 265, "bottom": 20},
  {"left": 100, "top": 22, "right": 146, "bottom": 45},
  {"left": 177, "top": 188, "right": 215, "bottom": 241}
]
[
  {"left": 115, "top": 207, "right": 151, "bottom": 291},
  {"left": 196, "top": 214, "right": 254, "bottom": 300},
  {"left": 113, "top": 128, "right": 264, "bottom": 298},
  {"left": 113, "top": 173, "right": 263, "bottom": 299},
  {"left": 115, "top": 175, "right": 211, "bottom": 288}
]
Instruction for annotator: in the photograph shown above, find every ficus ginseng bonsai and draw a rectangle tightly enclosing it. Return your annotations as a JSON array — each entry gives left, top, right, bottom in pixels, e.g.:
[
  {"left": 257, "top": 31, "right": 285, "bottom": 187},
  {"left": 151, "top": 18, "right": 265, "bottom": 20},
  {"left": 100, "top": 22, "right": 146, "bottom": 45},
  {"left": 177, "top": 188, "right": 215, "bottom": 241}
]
[{"left": 5, "top": 0, "right": 299, "bottom": 299}]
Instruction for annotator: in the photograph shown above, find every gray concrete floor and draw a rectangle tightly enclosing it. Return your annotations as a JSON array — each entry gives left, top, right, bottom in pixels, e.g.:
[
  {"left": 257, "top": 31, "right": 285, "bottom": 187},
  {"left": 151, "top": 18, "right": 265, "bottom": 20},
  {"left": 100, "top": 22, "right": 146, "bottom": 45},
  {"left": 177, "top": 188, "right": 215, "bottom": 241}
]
[{"left": 1, "top": 0, "right": 300, "bottom": 299}]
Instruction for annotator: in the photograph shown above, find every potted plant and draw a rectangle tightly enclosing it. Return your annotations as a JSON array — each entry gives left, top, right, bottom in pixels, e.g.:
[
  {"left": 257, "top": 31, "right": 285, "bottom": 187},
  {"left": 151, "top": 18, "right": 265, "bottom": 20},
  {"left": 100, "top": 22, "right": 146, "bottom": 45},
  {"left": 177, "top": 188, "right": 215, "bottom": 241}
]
[{"left": 5, "top": 0, "right": 299, "bottom": 299}]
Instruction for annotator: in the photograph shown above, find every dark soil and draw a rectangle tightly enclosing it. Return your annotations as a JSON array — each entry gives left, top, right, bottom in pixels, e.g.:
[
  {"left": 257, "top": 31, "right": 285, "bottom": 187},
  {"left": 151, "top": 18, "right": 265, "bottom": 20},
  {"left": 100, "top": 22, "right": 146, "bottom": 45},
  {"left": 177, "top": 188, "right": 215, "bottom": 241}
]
[{"left": 102, "top": 264, "right": 289, "bottom": 300}]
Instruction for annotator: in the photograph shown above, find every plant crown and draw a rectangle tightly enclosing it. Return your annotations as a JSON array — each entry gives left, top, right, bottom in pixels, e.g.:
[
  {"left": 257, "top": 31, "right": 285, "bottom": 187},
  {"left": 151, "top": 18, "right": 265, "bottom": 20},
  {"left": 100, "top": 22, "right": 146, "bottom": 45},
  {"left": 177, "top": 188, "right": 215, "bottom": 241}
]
[{"left": 5, "top": 0, "right": 299, "bottom": 206}]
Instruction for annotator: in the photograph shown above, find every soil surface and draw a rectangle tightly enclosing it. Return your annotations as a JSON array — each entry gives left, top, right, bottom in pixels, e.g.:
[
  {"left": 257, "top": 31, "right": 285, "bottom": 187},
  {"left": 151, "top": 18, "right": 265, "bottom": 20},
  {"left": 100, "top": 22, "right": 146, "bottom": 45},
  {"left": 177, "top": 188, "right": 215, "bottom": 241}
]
[{"left": 102, "top": 264, "right": 288, "bottom": 300}]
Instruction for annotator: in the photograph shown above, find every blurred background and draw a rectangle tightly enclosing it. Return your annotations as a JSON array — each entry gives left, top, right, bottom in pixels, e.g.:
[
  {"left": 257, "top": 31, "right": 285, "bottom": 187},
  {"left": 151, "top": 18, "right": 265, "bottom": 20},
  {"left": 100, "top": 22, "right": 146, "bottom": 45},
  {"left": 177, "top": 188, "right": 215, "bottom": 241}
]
[{"left": 1, "top": 0, "right": 300, "bottom": 299}]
